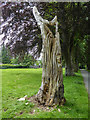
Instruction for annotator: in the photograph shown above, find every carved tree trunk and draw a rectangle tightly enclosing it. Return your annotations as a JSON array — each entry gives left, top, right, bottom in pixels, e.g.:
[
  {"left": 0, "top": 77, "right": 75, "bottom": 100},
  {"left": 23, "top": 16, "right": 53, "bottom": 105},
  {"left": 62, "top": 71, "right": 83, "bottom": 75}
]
[{"left": 33, "top": 6, "right": 65, "bottom": 106}]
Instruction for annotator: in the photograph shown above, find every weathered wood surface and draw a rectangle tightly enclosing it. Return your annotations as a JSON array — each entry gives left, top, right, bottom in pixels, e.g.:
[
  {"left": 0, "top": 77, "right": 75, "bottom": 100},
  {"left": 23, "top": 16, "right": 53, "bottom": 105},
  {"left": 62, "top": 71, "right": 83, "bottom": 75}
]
[{"left": 33, "top": 6, "right": 65, "bottom": 106}]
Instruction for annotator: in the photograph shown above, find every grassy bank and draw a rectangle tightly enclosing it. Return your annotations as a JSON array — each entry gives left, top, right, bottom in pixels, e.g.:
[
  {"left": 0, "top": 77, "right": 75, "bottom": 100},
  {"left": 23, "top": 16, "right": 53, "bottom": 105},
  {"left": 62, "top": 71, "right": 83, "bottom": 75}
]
[{"left": 2, "top": 68, "right": 88, "bottom": 118}]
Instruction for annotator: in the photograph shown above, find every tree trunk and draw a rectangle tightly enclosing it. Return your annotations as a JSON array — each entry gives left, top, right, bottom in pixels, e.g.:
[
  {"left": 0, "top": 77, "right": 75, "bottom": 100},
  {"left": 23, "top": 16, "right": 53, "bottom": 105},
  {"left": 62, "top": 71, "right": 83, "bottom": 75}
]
[
  {"left": 72, "top": 44, "right": 79, "bottom": 72},
  {"left": 73, "top": 60, "right": 79, "bottom": 72},
  {"left": 64, "top": 49, "right": 75, "bottom": 76},
  {"left": 33, "top": 6, "right": 65, "bottom": 106},
  {"left": 65, "top": 56, "right": 75, "bottom": 76},
  {"left": 62, "top": 32, "right": 75, "bottom": 76}
]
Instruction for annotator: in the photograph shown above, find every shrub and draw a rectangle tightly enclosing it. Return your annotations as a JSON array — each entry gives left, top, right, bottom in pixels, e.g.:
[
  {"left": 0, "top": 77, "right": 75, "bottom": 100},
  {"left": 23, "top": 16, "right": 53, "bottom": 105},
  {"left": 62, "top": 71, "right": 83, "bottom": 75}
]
[{"left": 0, "top": 64, "right": 29, "bottom": 69}]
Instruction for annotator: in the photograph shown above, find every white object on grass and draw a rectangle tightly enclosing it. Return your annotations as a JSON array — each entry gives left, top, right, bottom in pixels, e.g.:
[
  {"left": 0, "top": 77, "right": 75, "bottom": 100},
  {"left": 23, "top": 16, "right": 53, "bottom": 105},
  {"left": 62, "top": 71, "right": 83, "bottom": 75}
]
[
  {"left": 25, "top": 102, "right": 29, "bottom": 105},
  {"left": 58, "top": 108, "right": 61, "bottom": 112},
  {"left": 18, "top": 95, "right": 27, "bottom": 101}
]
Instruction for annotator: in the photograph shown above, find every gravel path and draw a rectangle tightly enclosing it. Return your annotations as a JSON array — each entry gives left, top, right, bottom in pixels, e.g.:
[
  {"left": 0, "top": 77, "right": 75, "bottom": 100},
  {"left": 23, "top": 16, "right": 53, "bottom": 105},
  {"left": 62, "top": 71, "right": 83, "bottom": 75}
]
[{"left": 80, "top": 69, "right": 90, "bottom": 98}]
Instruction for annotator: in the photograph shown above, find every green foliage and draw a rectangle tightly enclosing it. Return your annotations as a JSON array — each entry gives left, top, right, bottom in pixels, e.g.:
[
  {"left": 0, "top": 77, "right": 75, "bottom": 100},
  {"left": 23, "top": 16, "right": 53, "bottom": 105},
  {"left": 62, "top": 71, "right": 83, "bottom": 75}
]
[
  {"left": 1, "top": 45, "right": 11, "bottom": 64},
  {"left": 0, "top": 64, "right": 28, "bottom": 69},
  {"left": 35, "top": 60, "right": 42, "bottom": 67},
  {"left": 11, "top": 58, "right": 19, "bottom": 64},
  {"left": 10, "top": 54, "right": 36, "bottom": 66},
  {"left": 1, "top": 2, "right": 89, "bottom": 71},
  {"left": 77, "top": 36, "right": 87, "bottom": 67},
  {"left": 2, "top": 68, "right": 88, "bottom": 118},
  {"left": 21, "top": 54, "right": 35, "bottom": 66},
  {"left": 86, "top": 35, "right": 90, "bottom": 70},
  {"left": 0, "top": 48, "right": 2, "bottom": 63},
  {"left": 43, "top": 3, "right": 89, "bottom": 73}
]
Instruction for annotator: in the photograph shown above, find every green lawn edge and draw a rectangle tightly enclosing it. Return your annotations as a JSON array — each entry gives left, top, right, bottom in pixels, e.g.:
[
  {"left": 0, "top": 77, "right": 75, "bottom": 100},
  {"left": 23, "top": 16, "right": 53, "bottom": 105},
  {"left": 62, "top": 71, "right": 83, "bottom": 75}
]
[{"left": 2, "top": 68, "right": 88, "bottom": 118}]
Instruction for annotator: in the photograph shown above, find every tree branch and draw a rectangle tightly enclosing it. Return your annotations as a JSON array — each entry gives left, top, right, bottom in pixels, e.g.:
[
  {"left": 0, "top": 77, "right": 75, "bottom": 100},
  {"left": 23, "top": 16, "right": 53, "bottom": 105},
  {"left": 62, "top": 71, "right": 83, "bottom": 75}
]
[{"left": 33, "top": 6, "right": 57, "bottom": 26}]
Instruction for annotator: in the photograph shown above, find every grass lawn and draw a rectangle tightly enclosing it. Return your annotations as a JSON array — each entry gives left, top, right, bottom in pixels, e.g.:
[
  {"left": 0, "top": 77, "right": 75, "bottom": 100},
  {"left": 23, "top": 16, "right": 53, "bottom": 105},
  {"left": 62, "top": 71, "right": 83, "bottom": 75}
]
[{"left": 1, "top": 68, "right": 88, "bottom": 118}]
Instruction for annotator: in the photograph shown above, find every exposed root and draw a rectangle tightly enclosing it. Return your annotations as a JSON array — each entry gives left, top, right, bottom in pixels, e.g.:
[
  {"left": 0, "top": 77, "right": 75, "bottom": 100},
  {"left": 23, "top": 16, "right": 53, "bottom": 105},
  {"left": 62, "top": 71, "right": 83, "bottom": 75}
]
[{"left": 26, "top": 95, "right": 66, "bottom": 108}]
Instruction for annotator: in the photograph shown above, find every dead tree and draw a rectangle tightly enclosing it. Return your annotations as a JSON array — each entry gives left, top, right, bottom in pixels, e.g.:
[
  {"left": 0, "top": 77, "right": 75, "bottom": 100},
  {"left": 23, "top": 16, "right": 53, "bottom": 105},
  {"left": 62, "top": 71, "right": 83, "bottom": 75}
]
[{"left": 33, "top": 6, "right": 65, "bottom": 106}]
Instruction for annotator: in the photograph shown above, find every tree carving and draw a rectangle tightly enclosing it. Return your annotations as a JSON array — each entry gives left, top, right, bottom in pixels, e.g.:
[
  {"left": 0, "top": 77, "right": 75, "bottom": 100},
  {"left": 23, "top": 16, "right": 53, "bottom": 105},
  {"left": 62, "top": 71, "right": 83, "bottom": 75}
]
[{"left": 33, "top": 6, "right": 65, "bottom": 106}]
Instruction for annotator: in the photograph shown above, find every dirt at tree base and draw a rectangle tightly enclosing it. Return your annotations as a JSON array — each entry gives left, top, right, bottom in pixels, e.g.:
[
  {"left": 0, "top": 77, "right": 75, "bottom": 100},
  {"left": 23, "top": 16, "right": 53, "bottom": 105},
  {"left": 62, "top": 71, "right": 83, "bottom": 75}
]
[{"left": 26, "top": 95, "right": 66, "bottom": 113}]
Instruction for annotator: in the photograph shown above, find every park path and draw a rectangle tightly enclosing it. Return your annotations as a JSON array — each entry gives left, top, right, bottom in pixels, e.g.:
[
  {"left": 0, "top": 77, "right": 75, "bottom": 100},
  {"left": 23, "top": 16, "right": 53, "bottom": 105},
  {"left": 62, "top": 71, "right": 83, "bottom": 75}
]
[{"left": 80, "top": 69, "right": 90, "bottom": 98}]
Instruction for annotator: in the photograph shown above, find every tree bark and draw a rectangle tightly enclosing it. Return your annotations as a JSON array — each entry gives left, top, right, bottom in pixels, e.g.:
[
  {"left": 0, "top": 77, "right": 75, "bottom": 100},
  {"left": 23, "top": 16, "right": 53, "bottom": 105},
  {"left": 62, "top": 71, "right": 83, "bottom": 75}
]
[
  {"left": 72, "top": 44, "right": 79, "bottom": 73},
  {"left": 33, "top": 6, "right": 65, "bottom": 106},
  {"left": 63, "top": 42, "right": 74, "bottom": 76},
  {"left": 73, "top": 61, "right": 79, "bottom": 72},
  {"left": 62, "top": 31, "right": 75, "bottom": 76},
  {"left": 65, "top": 55, "right": 75, "bottom": 76}
]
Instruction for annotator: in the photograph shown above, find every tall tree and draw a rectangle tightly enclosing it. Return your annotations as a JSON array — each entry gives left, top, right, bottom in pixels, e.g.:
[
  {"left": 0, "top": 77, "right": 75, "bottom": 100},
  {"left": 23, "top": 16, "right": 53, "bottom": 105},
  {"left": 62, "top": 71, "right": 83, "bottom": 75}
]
[
  {"left": 85, "top": 3, "right": 90, "bottom": 70},
  {"left": 57, "top": 3, "right": 88, "bottom": 75},
  {"left": 0, "top": 2, "right": 43, "bottom": 58},
  {"left": 0, "top": 2, "right": 89, "bottom": 75},
  {"left": 44, "top": 2, "right": 88, "bottom": 75},
  {"left": 33, "top": 6, "right": 65, "bottom": 106}
]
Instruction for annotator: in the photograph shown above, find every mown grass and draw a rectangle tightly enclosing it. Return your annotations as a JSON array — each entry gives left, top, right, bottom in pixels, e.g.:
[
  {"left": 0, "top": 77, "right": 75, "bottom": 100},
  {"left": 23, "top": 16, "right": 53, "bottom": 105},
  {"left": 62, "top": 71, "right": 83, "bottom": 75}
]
[{"left": 2, "top": 68, "right": 88, "bottom": 118}]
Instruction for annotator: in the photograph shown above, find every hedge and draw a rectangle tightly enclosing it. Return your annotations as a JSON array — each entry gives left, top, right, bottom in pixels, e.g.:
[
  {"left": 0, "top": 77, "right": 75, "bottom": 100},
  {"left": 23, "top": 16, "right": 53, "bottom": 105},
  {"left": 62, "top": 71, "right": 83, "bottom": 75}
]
[{"left": 0, "top": 64, "right": 29, "bottom": 69}]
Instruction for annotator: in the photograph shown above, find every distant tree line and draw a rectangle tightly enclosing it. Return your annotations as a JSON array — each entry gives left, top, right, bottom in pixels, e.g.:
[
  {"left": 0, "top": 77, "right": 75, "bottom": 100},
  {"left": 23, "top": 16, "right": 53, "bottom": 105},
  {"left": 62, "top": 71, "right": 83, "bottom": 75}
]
[{"left": 1, "top": 44, "right": 36, "bottom": 66}]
